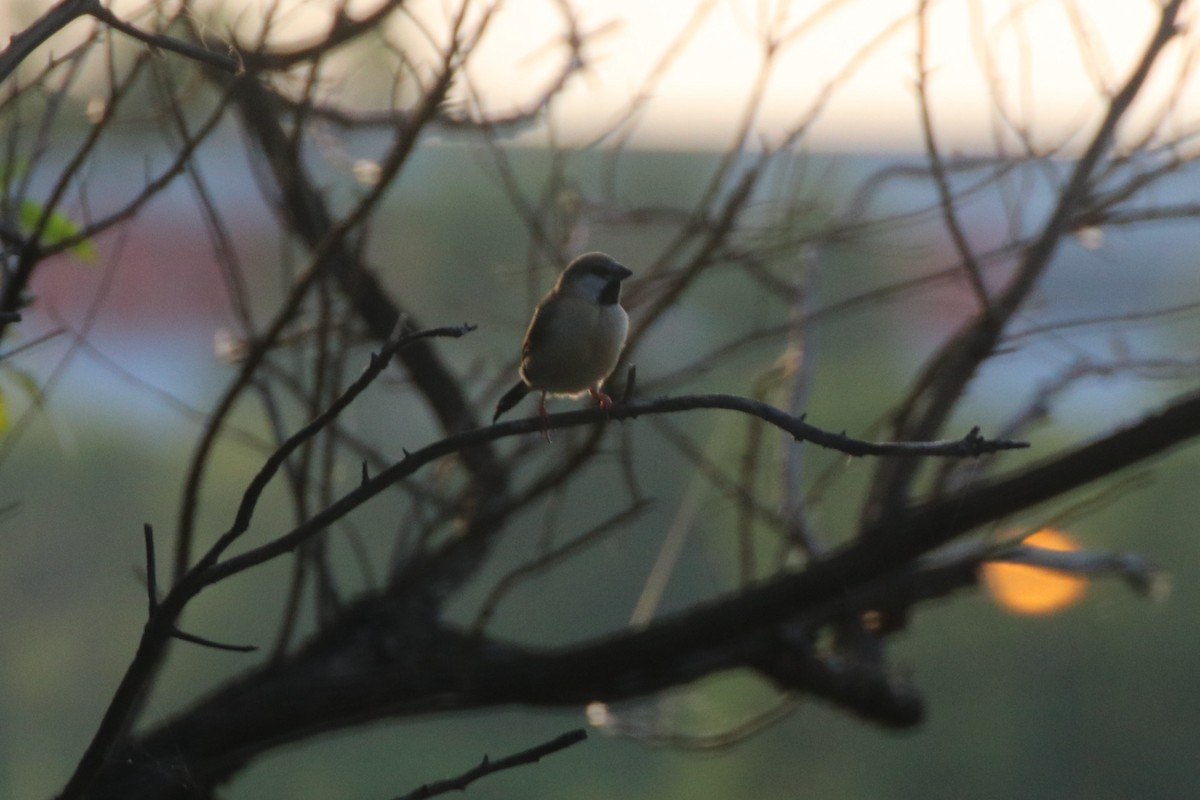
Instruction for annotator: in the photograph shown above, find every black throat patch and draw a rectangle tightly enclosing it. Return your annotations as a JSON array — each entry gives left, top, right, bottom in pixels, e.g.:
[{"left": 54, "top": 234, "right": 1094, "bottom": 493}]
[{"left": 599, "top": 280, "right": 621, "bottom": 306}]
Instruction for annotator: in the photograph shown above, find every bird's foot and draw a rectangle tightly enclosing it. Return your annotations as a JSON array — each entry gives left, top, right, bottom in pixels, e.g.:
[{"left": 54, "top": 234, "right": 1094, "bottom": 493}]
[{"left": 589, "top": 387, "right": 614, "bottom": 417}]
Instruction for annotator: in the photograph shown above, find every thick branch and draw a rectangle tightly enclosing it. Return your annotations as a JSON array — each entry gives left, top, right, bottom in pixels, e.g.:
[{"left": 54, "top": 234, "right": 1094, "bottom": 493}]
[{"left": 85, "top": 383, "right": 1200, "bottom": 797}]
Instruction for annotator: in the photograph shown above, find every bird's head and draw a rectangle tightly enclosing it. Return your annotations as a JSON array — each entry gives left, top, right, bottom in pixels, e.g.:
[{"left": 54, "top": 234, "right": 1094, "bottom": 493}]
[{"left": 556, "top": 252, "right": 632, "bottom": 305}]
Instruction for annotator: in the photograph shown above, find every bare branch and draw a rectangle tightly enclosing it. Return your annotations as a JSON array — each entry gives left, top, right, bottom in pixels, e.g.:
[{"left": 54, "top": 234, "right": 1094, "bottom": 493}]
[
  {"left": 58, "top": 324, "right": 475, "bottom": 800},
  {"left": 865, "top": 0, "right": 1188, "bottom": 526},
  {"left": 987, "top": 543, "right": 1162, "bottom": 597},
  {"left": 208, "top": 323, "right": 476, "bottom": 568},
  {"left": 394, "top": 729, "right": 588, "bottom": 800},
  {"left": 167, "top": 627, "right": 257, "bottom": 654},
  {"left": 142, "top": 524, "right": 158, "bottom": 615},
  {"left": 0, "top": 0, "right": 239, "bottom": 82},
  {"left": 915, "top": 0, "right": 991, "bottom": 313},
  {"left": 86, "top": 3, "right": 240, "bottom": 74},
  {"left": 0, "top": 0, "right": 93, "bottom": 83},
  {"left": 199, "top": 394, "right": 1023, "bottom": 591},
  {"left": 472, "top": 500, "right": 653, "bottom": 636},
  {"left": 14, "top": 1, "right": 1200, "bottom": 796}
]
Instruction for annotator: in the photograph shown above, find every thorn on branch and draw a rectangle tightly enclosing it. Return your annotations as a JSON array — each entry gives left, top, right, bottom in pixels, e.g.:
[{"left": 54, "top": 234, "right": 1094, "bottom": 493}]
[
  {"left": 955, "top": 425, "right": 1027, "bottom": 457},
  {"left": 620, "top": 363, "right": 637, "bottom": 403}
]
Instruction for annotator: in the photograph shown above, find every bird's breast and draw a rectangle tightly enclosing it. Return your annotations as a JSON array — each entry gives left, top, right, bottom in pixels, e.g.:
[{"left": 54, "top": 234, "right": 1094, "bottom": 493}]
[{"left": 521, "top": 298, "right": 629, "bottom": 394}]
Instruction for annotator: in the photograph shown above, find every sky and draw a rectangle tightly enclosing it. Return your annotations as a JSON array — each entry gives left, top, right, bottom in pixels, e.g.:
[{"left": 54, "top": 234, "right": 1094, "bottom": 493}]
[
  {"left": 4, "top": 1, "right": 1196, "bottom": 151},
  {"left": 451, "top": 0, "right": 1197, "bottom": 151}
]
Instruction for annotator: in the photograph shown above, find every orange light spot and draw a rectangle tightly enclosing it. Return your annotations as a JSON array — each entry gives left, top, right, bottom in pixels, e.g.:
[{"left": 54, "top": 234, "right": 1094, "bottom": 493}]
[{"left": 982, "top": 528, "right": 1088, "bottom": 615}]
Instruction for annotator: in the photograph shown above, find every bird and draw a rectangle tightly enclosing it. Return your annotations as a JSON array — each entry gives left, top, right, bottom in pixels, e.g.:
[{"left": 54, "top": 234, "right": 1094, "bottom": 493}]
[{"left": 493, "top": 252, "right": 633, "bottom": 437}]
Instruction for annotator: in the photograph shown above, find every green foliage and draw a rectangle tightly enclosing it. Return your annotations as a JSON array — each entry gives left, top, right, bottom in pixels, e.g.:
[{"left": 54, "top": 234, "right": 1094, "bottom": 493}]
[
  {"left": 17, "top": 199, "right": 97, "bottom": 262},
  {"left": 1, "top": 158, "right": 96, "bottom": 262}
]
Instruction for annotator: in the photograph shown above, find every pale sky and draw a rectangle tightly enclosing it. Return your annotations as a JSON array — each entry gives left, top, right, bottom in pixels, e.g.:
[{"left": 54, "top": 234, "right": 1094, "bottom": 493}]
[
  {"left": 455, "top": 0, "right": 1198, "bottom": 151},
  {"left": 8, "top": 0, "right": 1198, "bottom": 152}
]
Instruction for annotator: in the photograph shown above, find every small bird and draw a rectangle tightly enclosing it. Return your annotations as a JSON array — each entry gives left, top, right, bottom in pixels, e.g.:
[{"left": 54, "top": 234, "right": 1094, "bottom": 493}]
[{"left": 493, "top": 252, "right": 633, "bottom": 436}]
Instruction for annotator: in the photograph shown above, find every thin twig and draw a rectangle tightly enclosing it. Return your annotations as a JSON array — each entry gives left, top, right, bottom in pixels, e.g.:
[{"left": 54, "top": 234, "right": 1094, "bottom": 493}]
[
  {"left": 865, "top": 0, "right": 1187, "bottom": 526},
  {"left": 0, "top": 0, "right": 91, "bottom": 82},
  {"left": 394, "top": 729, "right": 587, "bottom": 800},
  {"left": 143, "top": 524, "right": 158, "bottom": 615},
  {"left": 987, "top": 544, "right": 1162, "bottom": 597},
  {"left": 472, "top": 501, "right": 652, "bottom": 636},
  {"left": 167, "top": 628, "right": 257, "bottom": 653},
  {"left": 87, "top": 4, "right": 240, "bottom": 73},
  {"left": 915, "top": 0, "right": 991, "bottom": 313},
  {"left": 208, "top": 323, "right": 476, "bottom": 568},
  {"left": 57, "top": 324, "right": 473, "bottom": 800},
  {"left": 203, "top": 394, "right": 1025, "bottom": 589}
]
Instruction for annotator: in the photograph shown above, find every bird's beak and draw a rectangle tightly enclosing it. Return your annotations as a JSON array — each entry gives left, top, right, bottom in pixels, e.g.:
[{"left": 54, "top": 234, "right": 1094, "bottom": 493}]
[{"left": 613, "top": 264, "right": 633, "bottom": 281}]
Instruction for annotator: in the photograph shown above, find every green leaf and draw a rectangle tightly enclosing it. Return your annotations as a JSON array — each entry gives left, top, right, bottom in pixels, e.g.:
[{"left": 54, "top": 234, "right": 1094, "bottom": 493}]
[{"left": 19, "top": 198, "right": 98, "bottom": 262}]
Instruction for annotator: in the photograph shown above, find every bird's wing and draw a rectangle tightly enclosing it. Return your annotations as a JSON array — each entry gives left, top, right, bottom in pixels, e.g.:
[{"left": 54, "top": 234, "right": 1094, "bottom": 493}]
[{"left": 522, "top": 292, "right": 562, "bottom": 364}]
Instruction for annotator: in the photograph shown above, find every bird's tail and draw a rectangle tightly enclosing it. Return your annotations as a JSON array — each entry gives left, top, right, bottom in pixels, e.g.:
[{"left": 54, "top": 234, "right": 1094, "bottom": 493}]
[{"left": 493, "top": 381, "right": 531, "bottom": 422}]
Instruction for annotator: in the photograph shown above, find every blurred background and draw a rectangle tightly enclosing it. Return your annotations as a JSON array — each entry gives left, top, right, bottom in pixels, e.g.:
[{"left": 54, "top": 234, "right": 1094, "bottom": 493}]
[{"left": 2, "top": 1, "right": 1200, "bottom": 798}]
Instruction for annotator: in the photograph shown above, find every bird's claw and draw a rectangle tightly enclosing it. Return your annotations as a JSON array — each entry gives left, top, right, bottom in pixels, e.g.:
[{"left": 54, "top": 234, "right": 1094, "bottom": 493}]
[{"left": 589, "top": 387, "right": 614, "bottom": 415}]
